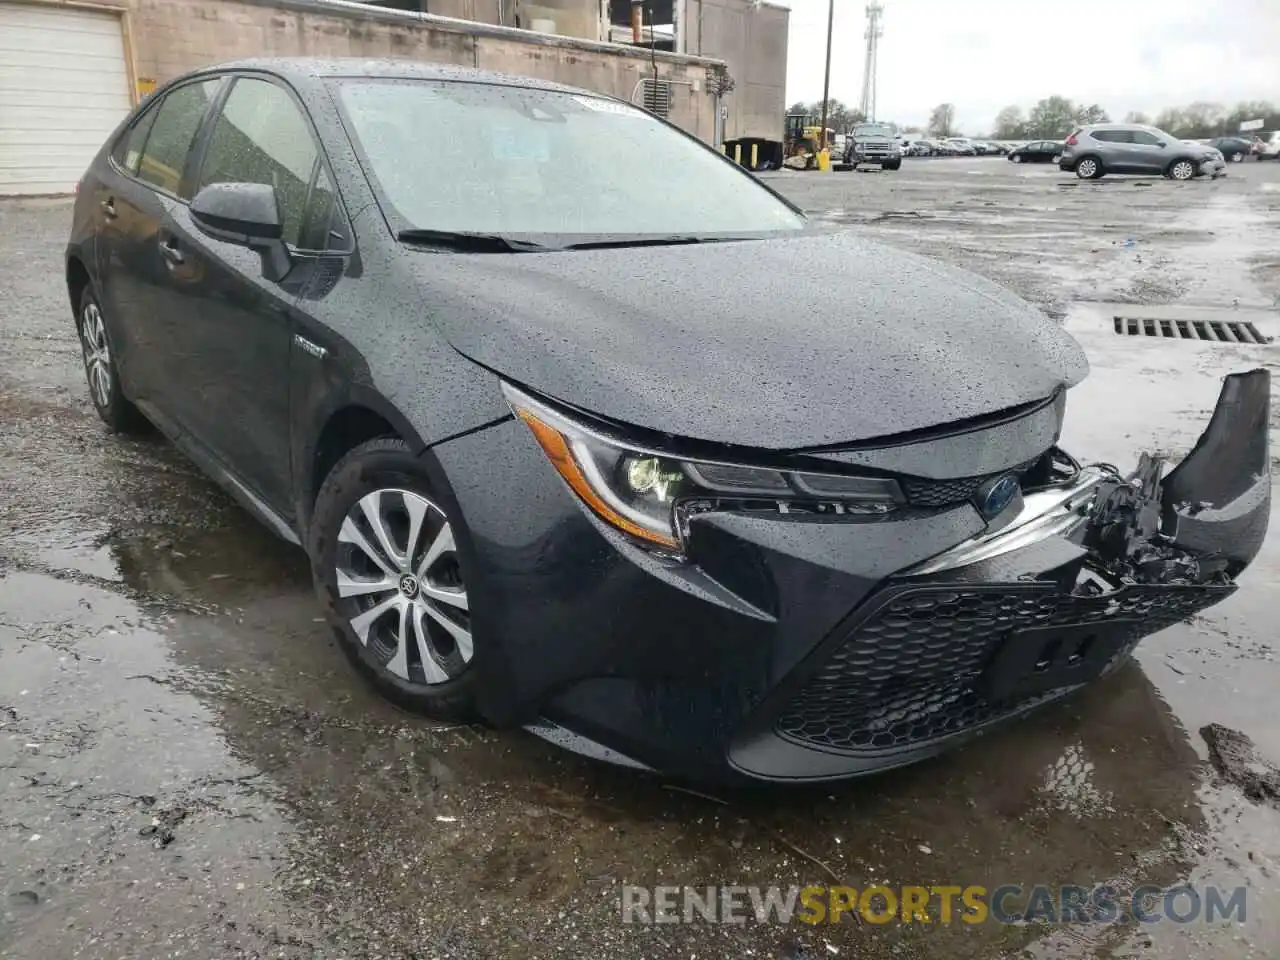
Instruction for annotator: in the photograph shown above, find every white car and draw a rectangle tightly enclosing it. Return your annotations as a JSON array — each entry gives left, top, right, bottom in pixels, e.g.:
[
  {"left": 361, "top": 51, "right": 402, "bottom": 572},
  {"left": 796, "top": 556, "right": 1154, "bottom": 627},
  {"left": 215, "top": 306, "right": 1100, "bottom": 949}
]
[{"left": 1261, "top": 132, "right": 1280, "bottom": 159}]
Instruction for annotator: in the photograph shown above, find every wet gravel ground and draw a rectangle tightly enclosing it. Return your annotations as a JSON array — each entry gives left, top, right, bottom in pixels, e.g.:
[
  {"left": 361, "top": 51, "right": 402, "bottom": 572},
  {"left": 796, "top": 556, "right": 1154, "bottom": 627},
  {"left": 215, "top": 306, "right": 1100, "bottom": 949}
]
[{"left": 3, "top": 158, "right": 1280, "bottom": 959}]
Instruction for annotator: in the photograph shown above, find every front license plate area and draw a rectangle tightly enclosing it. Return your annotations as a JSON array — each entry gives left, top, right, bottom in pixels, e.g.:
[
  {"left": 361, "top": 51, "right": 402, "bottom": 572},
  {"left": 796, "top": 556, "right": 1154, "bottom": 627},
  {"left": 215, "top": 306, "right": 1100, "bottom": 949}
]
[{"left": 980, "top": 622, "right": 1138, "bottom": 702}]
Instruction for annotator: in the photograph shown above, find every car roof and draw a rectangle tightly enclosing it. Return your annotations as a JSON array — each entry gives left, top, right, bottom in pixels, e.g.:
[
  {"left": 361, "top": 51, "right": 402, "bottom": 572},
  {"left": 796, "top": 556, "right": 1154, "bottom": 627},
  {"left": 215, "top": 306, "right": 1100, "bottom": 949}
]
[
  {"left": 1081, "top": 122, "right": 1159, "bottom": 132},
  {"left": 189, "top": 56, "right": 594, "bottom": 97}
]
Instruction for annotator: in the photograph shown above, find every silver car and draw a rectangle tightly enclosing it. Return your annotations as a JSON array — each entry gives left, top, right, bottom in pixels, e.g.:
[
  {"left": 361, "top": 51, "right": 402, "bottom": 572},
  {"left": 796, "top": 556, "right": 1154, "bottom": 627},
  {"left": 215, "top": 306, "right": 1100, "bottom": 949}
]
[{"left": 1059, "top": 123, "right": 1226, "bottom": 180}]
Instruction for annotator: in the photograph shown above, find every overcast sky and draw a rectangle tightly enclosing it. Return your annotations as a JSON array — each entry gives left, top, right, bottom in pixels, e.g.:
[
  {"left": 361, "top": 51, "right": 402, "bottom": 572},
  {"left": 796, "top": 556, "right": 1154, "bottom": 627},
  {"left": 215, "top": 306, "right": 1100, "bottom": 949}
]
[{"left": 782, "top": 0, "right": 1280, "bottom": 132}]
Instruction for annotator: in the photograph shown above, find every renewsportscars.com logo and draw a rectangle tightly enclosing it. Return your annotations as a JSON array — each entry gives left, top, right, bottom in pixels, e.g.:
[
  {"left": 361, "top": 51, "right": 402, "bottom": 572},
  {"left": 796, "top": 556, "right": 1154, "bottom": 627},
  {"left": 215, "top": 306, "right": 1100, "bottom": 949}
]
[{"left": 620, "top": 884, "right": 1247, "bottom": 926}]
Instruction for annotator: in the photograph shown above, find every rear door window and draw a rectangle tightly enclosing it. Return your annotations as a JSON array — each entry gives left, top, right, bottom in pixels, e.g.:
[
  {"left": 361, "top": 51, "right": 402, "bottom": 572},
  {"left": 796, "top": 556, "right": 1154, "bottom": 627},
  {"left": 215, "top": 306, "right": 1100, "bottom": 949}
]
[
  {"left": 1091, "top": 130, "right": 1123, "bottom": 143},
  {"left": 136, "top": 79, "right": 223, "bottom": 197},
  {"left": 195, "top": 77, "right": 321, "bottom": 248}
]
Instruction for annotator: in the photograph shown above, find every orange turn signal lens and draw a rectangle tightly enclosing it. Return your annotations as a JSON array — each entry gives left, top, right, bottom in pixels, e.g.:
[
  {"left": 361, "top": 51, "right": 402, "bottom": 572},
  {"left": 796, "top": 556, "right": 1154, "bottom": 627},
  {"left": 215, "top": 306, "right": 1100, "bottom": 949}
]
[{"left": 516, "top": 409, "right": 680, "bottom": 549}]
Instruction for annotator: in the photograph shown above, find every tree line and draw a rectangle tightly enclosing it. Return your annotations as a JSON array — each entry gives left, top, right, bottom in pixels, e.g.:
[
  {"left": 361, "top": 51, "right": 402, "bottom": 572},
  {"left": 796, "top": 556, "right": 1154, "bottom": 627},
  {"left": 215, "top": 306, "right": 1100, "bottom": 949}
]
[
  {"left": 988, "top": 98, "right": 1279, "bottom": 141},
  {"left": 787, "top": 96, "right": 1280, "bottom": 142},
  {"left": 785, "top": 99, "right": 865, "bottom": 134}
]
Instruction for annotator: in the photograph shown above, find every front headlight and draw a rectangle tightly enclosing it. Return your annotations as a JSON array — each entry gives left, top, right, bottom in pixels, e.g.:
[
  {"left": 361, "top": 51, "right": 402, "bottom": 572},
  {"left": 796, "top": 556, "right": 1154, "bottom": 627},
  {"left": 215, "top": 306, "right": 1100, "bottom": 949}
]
[{"left": 502, "top": 383, "right": 903, "bottom": 554}]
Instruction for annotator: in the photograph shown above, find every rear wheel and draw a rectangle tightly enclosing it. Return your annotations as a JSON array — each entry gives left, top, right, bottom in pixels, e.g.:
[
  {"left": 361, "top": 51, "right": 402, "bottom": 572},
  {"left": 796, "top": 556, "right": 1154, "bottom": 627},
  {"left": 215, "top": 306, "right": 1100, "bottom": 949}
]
[
  {"left": 77, "top": 287, "right": 149, "bottom": 434},
  {"left": 1231, "top": 151, "right": 1245, "bottom": 163},
  {"left": 310, "top": 438, "right": 478, "bottom": 719},
  {"left": 1167, "top": 158, "right": 1196, "bottom": 180},
  {"left": 1075, "top": 156, "right": 1102, "bottom": 179}
]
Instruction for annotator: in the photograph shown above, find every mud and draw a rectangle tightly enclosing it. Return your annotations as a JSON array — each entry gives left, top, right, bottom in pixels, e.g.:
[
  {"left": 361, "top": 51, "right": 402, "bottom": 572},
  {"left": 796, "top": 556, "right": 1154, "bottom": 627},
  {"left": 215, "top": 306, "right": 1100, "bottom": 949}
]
[
  {"left": 3, "top": 159, "right": 1280, "bottom": 959},
  {"left": 1202, "top": 725, "right": 1280, "bottom": 805}
]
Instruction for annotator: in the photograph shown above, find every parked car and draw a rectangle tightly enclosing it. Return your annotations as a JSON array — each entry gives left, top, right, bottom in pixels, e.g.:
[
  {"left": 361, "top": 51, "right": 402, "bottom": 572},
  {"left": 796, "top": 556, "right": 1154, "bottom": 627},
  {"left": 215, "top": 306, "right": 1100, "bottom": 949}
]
[
  {"left": 1007, "top": 140, "right": 1063, "bottom": 164},
  {"left": 944, "top": 137, "right": 977, "bottom": 155},
  {"left": 1059, "top": 123, "right": 1227, "bottom": 180},
  {"left": 910, "top": 139, "right": 938, "bottom": 156},
  {"left": 844, "top": 121, "right": 902, "bottom": 170},
  {"left": 1259, "top": 131, "right": 1280, "bottom": 159},
  {"left": 66, "top": 58, "right": 1270, "bottom": 784}
]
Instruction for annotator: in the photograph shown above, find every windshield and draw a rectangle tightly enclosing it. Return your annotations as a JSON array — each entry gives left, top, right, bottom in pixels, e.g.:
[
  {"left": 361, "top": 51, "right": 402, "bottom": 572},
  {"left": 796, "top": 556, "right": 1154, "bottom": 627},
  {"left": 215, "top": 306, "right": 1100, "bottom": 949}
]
[
  {"left": 853, "top": 123, "right": 893, "bottom": 138},
  {"left": 335, "top": 78, "right": 806, "bottom": 240}
]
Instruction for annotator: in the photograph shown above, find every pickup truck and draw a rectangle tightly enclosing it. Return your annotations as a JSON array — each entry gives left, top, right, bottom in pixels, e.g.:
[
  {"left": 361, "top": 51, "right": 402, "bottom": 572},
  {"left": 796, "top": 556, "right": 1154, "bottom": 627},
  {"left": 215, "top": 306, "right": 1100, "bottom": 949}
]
[{"left": 844, "top": 122, "right": 902, "bottom": 170}]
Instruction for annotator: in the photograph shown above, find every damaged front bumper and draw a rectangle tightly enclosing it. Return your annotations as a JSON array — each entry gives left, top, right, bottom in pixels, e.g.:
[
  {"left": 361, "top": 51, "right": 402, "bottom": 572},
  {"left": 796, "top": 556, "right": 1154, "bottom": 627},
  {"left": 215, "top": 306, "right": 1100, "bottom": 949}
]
[
  {"left": 728, "top": 369, "right": 1270, "bottom": 781},
  {"left": 443, "top": 367, "right": 1268, "bottom": 784},
  {"left": 916, "top": 368, "right": 1270, "bottom": 584}
]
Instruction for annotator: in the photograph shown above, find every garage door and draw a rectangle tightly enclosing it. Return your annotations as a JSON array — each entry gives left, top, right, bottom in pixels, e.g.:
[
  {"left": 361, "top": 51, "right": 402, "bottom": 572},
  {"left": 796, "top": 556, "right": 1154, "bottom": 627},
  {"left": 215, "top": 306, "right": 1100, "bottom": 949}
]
[{"left": 0, "top": 3, "right": 133, "bottom": 195}]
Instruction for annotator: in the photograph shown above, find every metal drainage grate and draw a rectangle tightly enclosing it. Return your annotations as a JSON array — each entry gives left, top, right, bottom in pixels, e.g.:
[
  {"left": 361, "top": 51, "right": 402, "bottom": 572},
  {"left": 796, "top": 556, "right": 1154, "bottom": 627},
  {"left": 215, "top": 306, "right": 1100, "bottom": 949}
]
[{"left": 1113, "top": 316, "right": 1272, "bottom": 344}]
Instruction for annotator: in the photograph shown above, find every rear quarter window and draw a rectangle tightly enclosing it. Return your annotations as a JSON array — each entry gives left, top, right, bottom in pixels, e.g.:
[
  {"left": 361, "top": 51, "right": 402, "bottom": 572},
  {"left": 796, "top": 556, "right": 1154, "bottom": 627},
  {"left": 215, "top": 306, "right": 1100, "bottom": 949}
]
[{"left": 112, "top": 107, "right": 159, "bottom": 174}]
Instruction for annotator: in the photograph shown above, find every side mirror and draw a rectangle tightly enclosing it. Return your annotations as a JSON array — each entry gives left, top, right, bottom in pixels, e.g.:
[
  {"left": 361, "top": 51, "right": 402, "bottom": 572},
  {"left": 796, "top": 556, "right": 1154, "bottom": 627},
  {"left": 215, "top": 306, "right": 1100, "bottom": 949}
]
[
  {"left": 1156, "top": 141, "right": 1167, "bottom": 148},
  {"left": 190, "top": 182, "right": 291, "bottom": 282}
]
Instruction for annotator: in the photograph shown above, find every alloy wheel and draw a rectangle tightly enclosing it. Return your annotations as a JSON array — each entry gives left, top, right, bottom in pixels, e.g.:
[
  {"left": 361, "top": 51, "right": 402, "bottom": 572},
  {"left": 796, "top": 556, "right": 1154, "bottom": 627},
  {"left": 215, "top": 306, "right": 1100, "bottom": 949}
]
[
  {"left": 81, "top": 301, "right": 112, "bottom": 408},
  {"left": 334, "top": 488, "right": 471, "bottom": 686},
  {"left": 1077, "top": 158, "right": 1097, "bottom": 179},
  {"left": 1171, "top": 160, "right": 1195, "bottom": 180},
  {"left": 1012, "top": 154, "right": 1022, "bottom": 163}
]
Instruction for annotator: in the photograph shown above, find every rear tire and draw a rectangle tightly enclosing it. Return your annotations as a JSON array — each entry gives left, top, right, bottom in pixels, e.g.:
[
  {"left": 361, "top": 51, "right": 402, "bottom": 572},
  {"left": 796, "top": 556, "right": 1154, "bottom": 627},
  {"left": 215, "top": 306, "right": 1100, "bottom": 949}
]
[
  {"left": 77, "top": 286, "right": 149, "bottom": 434},
  {"left": 1075, "top": 156, "right": 1102, "bottom": 179},
  {"left": 309, "top": 437, "right": 480, "bottom": 720}
]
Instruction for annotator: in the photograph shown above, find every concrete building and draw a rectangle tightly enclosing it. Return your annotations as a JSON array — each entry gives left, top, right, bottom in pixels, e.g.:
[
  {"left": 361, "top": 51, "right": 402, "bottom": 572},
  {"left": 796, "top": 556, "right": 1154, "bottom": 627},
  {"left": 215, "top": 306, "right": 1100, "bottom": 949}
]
[{"left": 0, "top": 0, "right": 786, "bottom": 195}]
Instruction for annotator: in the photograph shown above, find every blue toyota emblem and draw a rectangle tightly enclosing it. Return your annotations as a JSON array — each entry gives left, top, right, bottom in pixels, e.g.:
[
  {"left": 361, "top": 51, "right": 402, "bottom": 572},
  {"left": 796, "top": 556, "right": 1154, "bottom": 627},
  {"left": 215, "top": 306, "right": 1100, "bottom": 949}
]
[{"left": 979, "top": 474, "right": 1020, "bottom": 518}]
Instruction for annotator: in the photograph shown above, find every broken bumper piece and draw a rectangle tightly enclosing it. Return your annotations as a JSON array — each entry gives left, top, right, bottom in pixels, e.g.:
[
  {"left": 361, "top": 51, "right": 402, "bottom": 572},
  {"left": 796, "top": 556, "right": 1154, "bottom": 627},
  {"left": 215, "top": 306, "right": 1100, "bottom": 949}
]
[{"left": 729, "top": 370, "right": 1270, "bottom": 781}]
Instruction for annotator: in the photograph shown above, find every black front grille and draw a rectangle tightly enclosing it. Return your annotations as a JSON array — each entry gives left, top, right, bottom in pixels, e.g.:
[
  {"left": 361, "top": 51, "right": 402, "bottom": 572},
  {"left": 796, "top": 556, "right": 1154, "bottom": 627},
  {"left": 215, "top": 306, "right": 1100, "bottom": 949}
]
[
  {"left": 900, "top": 459, "right": 1037, "bottom": 508},
  {"left": 775, "top": 584, "right": 1229, "bottom": 755}
]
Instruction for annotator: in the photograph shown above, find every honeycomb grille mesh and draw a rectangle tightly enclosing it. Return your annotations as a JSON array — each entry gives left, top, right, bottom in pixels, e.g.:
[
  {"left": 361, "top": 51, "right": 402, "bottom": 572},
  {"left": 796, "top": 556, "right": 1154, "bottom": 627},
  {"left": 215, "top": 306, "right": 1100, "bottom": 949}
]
[
  {"left": 899, "top": 458, "right": 1037, "bottom": 508},
  {"left": 775, "top": 585, "right": 1228, "bottom": 755}
]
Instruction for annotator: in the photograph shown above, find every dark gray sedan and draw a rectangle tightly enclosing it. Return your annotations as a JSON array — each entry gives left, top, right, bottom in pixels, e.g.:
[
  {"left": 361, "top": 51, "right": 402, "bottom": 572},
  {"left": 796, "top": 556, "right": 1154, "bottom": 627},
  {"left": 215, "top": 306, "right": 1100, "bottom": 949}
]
[
  {"left": 1008, "top": 140, "right": 1063, "bottom": 163},
  {"left": 64, "top": 58, "right": 1270, "bottom": 783}
]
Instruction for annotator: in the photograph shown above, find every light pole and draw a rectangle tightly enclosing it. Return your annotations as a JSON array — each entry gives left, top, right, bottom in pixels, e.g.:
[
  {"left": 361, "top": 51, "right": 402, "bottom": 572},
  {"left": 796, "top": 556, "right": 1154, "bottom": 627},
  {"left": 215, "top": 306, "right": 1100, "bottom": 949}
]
[{"left": 818, "top": 0, "right": 834, "bottom": 152}]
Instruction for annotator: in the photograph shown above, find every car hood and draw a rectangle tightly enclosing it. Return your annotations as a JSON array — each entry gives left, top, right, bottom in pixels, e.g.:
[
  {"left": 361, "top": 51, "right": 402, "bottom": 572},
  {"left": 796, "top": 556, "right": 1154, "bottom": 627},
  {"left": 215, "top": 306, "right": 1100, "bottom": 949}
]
[{"left": 413, "top": 230, "right": 1089, "bottom": 449}]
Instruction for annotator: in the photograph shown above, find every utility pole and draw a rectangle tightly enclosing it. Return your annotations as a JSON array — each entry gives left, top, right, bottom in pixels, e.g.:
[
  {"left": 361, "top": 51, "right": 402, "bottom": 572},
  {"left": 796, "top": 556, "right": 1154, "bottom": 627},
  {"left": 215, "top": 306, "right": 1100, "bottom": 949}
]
[
  {"left": 818, "top": 0, "right": 834, "bottom": 151},
  {"left": 859, "top": 1, "right": 883, "bottom": 121}
]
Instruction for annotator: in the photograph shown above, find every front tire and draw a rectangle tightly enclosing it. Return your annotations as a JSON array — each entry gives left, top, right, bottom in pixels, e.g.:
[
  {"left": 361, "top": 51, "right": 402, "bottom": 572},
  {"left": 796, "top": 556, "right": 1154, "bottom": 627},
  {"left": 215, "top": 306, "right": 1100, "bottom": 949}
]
[
  {"left": 310, "top": 438, "right": 479, "bottom": 719},
  {"left": 77, "top": 287, "right": 149, "bottom": 434},
  {"left": 1167, "top": 158, "right": 1196, "bottom": 180},
  {"left": 1075, "top": 156, "right": 1102, "bottom": 179},
  {"left": 1012, "top": 154, "right": 1023, "bottom": 163}
]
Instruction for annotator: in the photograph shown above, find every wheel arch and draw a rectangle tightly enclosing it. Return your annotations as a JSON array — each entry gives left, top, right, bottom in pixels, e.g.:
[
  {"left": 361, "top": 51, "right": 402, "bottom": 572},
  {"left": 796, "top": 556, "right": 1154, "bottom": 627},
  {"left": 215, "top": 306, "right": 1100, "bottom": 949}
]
[
  {"left": 66, "top": 255, "right": 92, "bottom": 328},
  {"left": 305, "top": 392, "right": 427, "bottom": 514}
]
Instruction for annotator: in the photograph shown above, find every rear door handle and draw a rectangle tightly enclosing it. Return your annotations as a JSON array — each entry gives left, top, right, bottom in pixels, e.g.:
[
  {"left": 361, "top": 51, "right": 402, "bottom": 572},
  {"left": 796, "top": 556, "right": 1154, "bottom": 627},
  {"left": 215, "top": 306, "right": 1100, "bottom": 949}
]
[
  {"left": 100, "top": 198, "right": 117, "bottom": 219},
  {"left": 159, "top": 236, "right": 185, "bottom": 266}
]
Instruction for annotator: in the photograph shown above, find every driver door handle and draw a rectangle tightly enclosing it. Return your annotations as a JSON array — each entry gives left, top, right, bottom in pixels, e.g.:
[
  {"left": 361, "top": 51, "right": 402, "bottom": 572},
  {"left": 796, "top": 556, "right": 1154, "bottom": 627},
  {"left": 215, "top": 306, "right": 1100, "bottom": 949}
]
[
  {"left": 100, "top": 197, "right": 117, "bottom": 219},
  {"left": 160, "top": 236, "right": 185, "bottom": 266}
]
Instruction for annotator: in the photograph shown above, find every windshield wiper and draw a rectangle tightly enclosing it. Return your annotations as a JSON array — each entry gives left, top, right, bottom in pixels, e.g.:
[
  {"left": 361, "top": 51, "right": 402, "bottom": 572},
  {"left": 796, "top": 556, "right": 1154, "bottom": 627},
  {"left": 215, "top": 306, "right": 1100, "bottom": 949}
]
[
  {"left": 563, "top": 236, "right": 729, "bottom": 250},
  {"left": 396, "top": 229, "right": 545, "bottom": 252}
]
